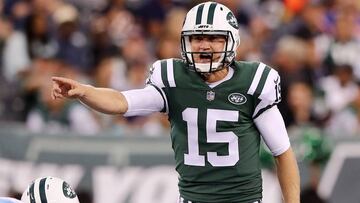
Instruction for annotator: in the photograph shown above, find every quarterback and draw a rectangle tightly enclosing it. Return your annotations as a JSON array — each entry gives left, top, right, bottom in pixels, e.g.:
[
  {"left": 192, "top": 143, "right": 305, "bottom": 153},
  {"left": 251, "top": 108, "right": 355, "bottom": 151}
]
[{"left": 52, "top": 2, "right": 300, "bottom": 203}]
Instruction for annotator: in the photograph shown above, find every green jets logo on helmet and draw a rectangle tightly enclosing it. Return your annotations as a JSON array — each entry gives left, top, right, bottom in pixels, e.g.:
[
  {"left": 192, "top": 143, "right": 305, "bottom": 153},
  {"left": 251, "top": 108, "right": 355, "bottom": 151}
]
[
  {"left": 226, "top": 12, "right": 238, "bottom": 29},
  {"left": 62, "top": 182, "right": 77, "bottom": 199}
]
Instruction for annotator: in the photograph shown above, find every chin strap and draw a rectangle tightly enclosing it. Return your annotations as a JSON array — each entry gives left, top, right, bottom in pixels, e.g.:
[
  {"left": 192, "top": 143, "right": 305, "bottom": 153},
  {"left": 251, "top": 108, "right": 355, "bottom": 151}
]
[
  {"left": 198, "top": 66, "right": 228, "bottom": 78},
  {"left": 194, "top": 62, "right": 221, "bottom": 73}
]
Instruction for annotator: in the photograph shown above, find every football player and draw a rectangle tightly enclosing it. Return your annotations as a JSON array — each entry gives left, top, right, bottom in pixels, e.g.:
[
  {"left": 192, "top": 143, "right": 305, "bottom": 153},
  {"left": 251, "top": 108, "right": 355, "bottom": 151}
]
[
  {"left": 51, "top": 1, "right": 300, "bottom": 202},
  {"left": 21, "top": 177, "right": 79, "bottom": 203}
]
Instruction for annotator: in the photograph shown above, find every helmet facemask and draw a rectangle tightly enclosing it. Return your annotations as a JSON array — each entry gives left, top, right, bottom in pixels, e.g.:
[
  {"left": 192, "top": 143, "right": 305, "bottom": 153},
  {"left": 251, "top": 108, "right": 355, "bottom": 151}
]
[{"left": 181, "top": 30, "right": 236, "bottom": 73}]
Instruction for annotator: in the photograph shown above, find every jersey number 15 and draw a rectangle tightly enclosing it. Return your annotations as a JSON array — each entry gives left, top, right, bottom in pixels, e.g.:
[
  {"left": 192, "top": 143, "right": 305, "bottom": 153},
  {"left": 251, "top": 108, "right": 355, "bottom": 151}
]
[{"left": 182, "top": 108, "right": 239, "bottom": 167}]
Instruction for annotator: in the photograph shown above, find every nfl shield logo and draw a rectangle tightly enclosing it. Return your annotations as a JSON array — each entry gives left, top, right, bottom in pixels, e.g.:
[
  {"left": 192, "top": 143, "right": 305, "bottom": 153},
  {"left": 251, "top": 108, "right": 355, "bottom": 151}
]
[{"left": 207, "top": 91, "right": 215, "bottom": 101}]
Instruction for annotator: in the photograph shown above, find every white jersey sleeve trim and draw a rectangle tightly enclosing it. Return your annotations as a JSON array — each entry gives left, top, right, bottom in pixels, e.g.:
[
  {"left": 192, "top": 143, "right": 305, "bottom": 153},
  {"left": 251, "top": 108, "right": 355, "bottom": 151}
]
[
  {"left": 254, "top": 106, "right": 290, "bottom": 156},
  {"left": 167, "top": 59, "right": 176, "bottom": 87},
  {"left": 253, "top": 68, "right": 279, "bottom": 118},
  {"left": 149, "top": 60, "right": 165, "bottom": 88},
  {"left": 247, "top": 62, "right": 266, "bottom": 95},
  {"left": 122, "top": 85, "right": 165, "bottom": 117}
]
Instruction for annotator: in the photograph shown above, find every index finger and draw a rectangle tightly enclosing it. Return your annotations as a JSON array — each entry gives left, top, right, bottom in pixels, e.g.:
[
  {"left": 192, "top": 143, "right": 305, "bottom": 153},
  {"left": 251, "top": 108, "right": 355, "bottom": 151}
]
[{"left": 52, "top": 77, "right": 77, "bottom": 86}]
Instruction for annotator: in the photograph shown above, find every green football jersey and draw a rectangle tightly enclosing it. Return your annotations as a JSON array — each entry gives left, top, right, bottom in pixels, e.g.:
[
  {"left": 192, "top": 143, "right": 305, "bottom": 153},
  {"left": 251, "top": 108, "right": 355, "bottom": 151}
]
[{"left": 147, "top": 58, "right": 281, "bottom": 203}]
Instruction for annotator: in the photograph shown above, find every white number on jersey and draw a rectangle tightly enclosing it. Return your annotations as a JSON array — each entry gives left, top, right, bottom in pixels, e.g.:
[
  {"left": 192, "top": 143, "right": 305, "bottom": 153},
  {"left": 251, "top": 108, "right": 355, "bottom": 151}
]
[{"left": 183, "top": 108, "right": 239, "bottom": 167}]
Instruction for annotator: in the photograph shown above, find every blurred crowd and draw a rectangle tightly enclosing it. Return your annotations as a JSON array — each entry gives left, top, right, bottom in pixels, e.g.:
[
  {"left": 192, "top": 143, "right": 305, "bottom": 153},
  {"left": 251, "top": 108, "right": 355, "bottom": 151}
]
[
  {"left": 1, "top": 0, "right": 359, "bottom": 142},
  {"left": 1, "top": 0, "right": 359, "bottom": 145},
  {"left": 0, "top": 0, "right": 359, "bottom": 137},
  {"left": 1, "top": 0, "right": 360, "bottom": 202}
]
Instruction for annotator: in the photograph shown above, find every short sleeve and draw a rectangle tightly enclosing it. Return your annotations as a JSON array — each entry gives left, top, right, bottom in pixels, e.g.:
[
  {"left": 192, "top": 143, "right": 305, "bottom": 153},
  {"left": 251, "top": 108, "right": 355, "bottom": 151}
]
[
  {"left": 248, "top": 63, "right": 281, "bottom": 119},
  {"left": 144, "top": 60, "right": 169, "bottom": 113},
  {"left": 146, "top": 60, "right": 165, "bottom": 88}
]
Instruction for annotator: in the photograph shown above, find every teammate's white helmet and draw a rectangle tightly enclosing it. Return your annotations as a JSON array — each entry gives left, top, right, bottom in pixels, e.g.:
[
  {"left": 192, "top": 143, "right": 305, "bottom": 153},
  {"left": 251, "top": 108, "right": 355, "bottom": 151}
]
[
  {"left": 21, "top": 177, "right": 80, "bottom": 203},
  {"left": 181, "top": 1, "right": 240, "bottom": 73}
]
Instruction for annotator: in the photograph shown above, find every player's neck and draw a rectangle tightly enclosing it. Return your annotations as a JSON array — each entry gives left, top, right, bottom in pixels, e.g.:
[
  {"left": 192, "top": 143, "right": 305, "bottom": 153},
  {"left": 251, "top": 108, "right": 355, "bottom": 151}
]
[{"left": 201, "top": 67, "right": 229, "bottom": 83}]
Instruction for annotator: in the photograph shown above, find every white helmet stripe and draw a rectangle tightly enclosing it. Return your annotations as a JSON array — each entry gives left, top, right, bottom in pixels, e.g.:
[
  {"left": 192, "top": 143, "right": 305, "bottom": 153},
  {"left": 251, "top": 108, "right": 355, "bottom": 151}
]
[
  {"left": 200, "top": 3, "right": 211, "bottom": 25},
  {"left": 34, "top": 181, "right": 41, "bottom": 203}
]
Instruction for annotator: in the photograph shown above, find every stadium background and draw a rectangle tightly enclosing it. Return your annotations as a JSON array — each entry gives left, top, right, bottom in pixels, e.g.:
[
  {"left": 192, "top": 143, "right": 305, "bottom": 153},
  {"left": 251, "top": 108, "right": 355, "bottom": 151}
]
[{"left": 1, "top": 0, "right": 360, "bottom": 202}]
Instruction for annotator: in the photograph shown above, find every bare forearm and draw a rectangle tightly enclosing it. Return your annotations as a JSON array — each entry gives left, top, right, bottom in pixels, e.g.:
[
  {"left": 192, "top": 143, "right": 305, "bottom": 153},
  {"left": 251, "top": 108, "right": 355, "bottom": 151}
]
[
  {"left": 79, "top": 85, "right": 128, "bottom": 114},
  {"left": 275, "top": 148, "right": 300, "bottom": 203}
]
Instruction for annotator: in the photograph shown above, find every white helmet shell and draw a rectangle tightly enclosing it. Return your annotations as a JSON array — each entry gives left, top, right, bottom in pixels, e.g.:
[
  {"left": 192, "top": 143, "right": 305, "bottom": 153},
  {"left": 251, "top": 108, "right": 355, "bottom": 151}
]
[
  {"left": 21, "top": 177, "right": 80, "bottom": 203},
  {"left": 181, "top": 1, "right": 240, "bottom": 72}
]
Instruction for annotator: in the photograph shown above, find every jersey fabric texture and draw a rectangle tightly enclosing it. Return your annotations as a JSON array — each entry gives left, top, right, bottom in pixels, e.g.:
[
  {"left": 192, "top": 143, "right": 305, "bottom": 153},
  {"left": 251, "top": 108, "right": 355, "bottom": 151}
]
[{"left": 147, "top": 58, "right": 281, "bottom": 203}]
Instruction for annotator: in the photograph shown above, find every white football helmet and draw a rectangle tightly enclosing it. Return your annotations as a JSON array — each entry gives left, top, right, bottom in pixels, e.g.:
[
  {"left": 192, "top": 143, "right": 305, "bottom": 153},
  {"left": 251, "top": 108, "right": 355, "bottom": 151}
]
[
  {"left": 21, "top": 177, "right": 80, "bottom": 203},
  {"left": 181, "top": 1, "right": 240, "bottom": 73}
]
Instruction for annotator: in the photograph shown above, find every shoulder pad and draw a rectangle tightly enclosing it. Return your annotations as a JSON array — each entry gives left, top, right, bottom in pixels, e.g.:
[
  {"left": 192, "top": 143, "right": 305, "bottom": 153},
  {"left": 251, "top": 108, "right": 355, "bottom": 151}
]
[{"left": 146, "top": 59, "right": 177, "bottom": 88}]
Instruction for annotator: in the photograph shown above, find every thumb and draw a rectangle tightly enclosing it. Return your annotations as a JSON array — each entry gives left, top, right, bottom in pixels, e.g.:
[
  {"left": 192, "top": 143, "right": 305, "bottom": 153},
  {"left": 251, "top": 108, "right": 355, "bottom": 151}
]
[{"left": 68, "top": 88, "right": 84, "bottom": 97}]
